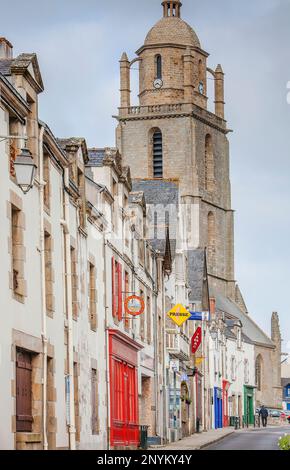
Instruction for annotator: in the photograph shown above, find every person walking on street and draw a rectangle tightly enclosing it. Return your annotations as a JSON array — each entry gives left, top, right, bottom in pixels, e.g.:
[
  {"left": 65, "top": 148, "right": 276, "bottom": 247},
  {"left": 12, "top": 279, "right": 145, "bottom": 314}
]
[{"left": 259, "top": 406, "right": 269, "bottom": 427}]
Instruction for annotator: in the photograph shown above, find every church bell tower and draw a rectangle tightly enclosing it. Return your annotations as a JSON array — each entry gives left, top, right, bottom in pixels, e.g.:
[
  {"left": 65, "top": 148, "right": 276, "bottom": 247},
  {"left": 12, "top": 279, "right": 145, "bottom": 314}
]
[{"left": 115, "top": 0, "right": 235, "bottom": 299}]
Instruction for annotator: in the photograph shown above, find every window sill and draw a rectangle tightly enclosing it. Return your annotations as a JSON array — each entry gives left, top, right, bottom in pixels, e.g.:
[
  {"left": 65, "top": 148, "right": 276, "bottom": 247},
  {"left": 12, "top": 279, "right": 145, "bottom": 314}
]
[{"left": 16, "top": 432, "right": 42, "bottom": 444}]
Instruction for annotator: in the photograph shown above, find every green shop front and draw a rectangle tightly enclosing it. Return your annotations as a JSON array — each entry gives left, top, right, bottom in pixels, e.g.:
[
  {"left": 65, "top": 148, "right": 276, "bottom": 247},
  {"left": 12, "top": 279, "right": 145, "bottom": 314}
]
[{"left": 243, "top": 386, "right": 255, "bottom": 426}]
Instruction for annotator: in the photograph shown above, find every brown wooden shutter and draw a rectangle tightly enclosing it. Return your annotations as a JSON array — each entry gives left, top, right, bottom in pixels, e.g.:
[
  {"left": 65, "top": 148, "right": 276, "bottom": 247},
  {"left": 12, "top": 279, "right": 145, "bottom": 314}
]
[
  {"left": 16, "top": 350, "right": 33, "bottom": 432},
  {"left": 118, "top": 263, "right": 123, "bottom": 321},
  {"left": 112, "top": 257, "right": 116, "bottom": 318}
]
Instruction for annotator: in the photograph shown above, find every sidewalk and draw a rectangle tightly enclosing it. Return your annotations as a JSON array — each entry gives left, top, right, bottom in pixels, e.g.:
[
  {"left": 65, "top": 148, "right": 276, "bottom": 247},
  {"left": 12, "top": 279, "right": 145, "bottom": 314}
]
[{"left": 152, "top": 428, "right": 235, "bottom": 450}]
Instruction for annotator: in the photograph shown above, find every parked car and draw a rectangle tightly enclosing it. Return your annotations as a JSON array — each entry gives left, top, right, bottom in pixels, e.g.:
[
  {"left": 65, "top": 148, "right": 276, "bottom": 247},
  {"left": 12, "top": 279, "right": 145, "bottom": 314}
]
[{"left": 256, "top": 407, "right": 283, "bottom": 418}]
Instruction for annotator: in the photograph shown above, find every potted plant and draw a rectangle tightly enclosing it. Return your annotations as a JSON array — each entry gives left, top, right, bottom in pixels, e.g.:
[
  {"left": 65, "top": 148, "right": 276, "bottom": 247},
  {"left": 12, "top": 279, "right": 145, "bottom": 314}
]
[{"left": 278, "top": 434, "right": 290, "bottom": 451}]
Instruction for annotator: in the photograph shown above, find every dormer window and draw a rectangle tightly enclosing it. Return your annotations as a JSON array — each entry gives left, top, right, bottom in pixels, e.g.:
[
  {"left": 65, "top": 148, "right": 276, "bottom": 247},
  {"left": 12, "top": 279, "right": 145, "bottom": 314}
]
[{"left": 237, "top": 327, "right": 242, "bottom": 349}]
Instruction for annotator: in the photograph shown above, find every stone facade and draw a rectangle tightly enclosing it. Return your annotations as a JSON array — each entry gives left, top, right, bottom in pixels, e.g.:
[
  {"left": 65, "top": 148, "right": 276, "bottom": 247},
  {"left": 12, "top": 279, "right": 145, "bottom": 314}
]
[
  {"left": 116, "top": 0, "right": 282, "bottom": 432},
  {"left": 116, "top": 1, "right": 234, "bottom": 301}
]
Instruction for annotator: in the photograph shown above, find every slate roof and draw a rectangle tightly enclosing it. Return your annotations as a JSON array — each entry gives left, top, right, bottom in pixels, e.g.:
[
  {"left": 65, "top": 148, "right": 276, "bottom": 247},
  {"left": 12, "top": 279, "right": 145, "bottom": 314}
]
[
  {"left": 225, "top": 327, "right": 237, "bottom": 341},
  {"left": 187, "top": 249, "right": 209, "bottom": 311},
  {"left": 132, "top": 180, "right": 179, "bottom": 206},
  {"left": 132, "top": 179, "right": 179, "bottom": 256},
  {"left": 87, "top": 148, "right": 106, "bottom": 167},
  {"left": 212, "top": 290, "right": 274, "bottom": 348},
  {"left": 242, "top": 332, "right": 254, "bottom": 345},
  {"left": 129, "top": 191, "right": 145, "bottom": 206},
  {"left": 224, "top": 318, "right": 254, "bottom": 345},
  {"left": 0, "top": 59, "right": 13, "bottom": 75},
  {"left": 39, "top": 120, "right": 68, "bottom": 161},
  {"left": 0, "top": 54, "right": 44, "bottom": 91}
]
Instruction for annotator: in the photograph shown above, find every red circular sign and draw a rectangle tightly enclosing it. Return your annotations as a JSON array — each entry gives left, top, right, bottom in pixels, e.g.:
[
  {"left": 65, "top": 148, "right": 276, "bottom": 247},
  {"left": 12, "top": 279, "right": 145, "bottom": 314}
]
[{"left": 124, "top": 296, "right": 145, "bottom": 317}]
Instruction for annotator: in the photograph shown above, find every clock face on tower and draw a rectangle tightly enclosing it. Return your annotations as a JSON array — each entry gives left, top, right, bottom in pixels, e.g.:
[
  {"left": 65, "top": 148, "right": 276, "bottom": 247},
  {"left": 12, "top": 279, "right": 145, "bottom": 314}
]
[{"left": 153, "top": 78, "right": 163, "bottom": 89}]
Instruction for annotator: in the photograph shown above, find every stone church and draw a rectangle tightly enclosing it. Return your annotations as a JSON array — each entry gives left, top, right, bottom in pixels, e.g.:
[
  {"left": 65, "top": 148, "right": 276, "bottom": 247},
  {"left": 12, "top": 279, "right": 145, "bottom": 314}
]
[{"left": 115, "top": 0, "right": 282, "bottom": 409}]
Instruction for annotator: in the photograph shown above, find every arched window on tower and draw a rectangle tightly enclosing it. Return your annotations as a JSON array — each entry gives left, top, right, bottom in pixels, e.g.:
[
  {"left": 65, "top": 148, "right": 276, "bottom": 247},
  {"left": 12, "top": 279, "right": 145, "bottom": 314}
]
[
  {"left": 155, "top": 55, "right": 162, "bottom": 80},
  {"left": 255, "top": 355, "right": 263, "bottom": 392},
  {"left": 152, "top": 130, "right": 163, "bottom": 178},
  {"left": 198, "top": 60, "right": 203, "bottom": 81},
  {"left": 205, "top": 134, "right": 215, "bottom": 192}
]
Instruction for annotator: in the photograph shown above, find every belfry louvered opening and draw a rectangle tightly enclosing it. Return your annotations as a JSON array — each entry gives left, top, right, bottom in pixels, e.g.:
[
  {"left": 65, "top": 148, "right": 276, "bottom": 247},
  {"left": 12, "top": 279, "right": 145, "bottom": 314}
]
[{"left": 153, "top": 131, "right": 163, "bottom": 178}]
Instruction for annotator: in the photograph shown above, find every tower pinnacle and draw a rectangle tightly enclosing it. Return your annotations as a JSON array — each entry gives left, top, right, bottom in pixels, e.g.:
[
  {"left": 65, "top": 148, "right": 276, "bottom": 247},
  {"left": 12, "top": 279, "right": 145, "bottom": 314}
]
[{"left": 162, "top": 1, "right": 182, "bottom": 18}]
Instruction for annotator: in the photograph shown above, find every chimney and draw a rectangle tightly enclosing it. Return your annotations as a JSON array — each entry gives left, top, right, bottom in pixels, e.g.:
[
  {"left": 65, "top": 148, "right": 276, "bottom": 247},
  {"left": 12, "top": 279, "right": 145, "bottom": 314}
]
[
  {"left": 209, "top": 297, "right": 216, "bottom": 318},
  {"left": 0, "top": 38, "right": 13, "bottom": 59}
]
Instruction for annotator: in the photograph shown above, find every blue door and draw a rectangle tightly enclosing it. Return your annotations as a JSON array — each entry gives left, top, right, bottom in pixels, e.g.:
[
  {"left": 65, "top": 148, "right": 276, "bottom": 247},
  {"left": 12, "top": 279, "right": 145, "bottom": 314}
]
[
  {"left": 214, "top": 388, "right": 223, "bottom": 429},
  {"left": 287, "top": 403, "right": 290, "bottom": 411}
]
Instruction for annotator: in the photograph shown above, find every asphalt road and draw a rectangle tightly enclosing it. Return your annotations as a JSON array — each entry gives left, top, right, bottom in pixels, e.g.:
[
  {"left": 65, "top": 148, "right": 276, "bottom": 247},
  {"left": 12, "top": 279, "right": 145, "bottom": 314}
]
[{"left": 204, "top": 426, "right": 290, "bottom": 450}]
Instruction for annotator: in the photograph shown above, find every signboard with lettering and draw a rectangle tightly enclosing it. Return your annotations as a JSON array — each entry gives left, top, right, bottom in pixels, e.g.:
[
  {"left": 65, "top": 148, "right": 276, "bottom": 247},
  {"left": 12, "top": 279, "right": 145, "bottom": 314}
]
[
  {"left": 167, "top": 304, "right": 191, "bottom": 327},
  {"left": 189, "top": 312, "right": 210, "bottom": 321},
  {"left": 191, "top": 327, "right": 202, "bottom": 354}
]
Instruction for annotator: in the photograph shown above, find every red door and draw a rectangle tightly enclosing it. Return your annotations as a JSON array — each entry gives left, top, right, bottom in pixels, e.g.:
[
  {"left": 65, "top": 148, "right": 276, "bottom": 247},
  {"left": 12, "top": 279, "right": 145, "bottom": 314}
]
[
  {"left": 123, "top": 370, "right": 129, "bottom": 445},
  {"left": 222, "top": 380, "right": 230, "bottom": 427},
  {"left": 109, "top": 329, "right": 142, "bottom": 448},
  {"left": 110, "top": 359, "right": 139, "bottom": 447}
]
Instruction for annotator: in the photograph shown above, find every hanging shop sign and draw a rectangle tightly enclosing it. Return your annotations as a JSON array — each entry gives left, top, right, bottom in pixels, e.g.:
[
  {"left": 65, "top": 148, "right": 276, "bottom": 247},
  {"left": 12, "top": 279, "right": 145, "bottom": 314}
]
[
  {"left": 195, "top": 357, "right": 205, "bottom": 367},
  {"left": 169, "top": 360, "right": 180, "bottom": 372},
  {"left": 124, "top": 295, "right": 145, "bottom": 317},
  {"left": 167, "top": 304, "right": 191, "bottom": 327},
  {"left": 191, "top": 327, "right": 202, "bottom": 354},
  {"left": 189, "top": 312, "right": 203, "bottom": 321},
  {"left": 181, "top": 373, "right": 189, "bottom": 383}
]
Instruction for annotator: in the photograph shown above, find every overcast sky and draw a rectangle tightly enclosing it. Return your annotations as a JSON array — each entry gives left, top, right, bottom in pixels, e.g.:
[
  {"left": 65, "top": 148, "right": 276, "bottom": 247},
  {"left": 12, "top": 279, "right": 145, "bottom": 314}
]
[{"left": 1, "top": 0, "right": 289, "bottom": 348}]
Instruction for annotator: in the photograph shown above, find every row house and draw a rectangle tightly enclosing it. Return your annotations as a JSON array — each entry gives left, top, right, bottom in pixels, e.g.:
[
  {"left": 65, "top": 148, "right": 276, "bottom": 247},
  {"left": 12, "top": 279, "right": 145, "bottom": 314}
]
[
  {"left": 207, "top": 312, "right": 255, "bottom": 429},
  {"left": 85, "top": 148, "right": 166, "bottom": 447},
  {"left": 0, "top": 39, "right": 166, "bottom": 450},
  {"left": 187, "top": 250, "right": 256, "bottom": 434},
  {"left": 131, "top": 180, "right": 192, "bottom": 443},
  {"left": 0, "top": 43, "right": 107, "bottom": 448}
]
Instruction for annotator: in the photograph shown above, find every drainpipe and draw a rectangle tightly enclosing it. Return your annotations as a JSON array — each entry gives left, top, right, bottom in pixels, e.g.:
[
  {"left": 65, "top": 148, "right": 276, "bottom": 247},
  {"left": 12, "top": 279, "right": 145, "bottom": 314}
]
[
  {"left": 61, "top": 168, "right": 76, "bottom": 450},
  {"left": 152, "top": 253, "right": 159, "bottom": 437},
  {"left": 103, "top": 233, "right": 110, "bottom": 451},
  {"left": 161, "top": 261, "right": 168, "bottom": 443},
  {"left": 39, "top": 125, "right": 48, "bottom": 451}
]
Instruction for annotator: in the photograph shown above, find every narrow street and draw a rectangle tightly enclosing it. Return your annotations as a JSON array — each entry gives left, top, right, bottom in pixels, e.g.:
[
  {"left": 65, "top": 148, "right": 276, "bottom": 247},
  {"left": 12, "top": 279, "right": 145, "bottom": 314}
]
[{"left": 204, "top": 426, "right": 290, "bottom": 450}]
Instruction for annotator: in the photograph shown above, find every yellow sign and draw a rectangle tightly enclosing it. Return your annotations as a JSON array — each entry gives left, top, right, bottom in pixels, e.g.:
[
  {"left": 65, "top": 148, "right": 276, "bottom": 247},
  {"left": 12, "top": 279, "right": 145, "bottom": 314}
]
[
  {"left": 195, "top": 357, "right": 205, "bottom": 367},
  {"left": 167, "top": 304, "right": 191, "bottom": 327}
]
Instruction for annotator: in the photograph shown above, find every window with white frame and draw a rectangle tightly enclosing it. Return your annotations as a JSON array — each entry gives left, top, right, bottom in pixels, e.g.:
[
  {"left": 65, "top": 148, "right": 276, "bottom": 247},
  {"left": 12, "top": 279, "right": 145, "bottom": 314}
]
[
  {"left": 244, "top": 359, "right": 249, "bottom": 384},
  {"left": 237, "top": 327, "right": 242, "bottom": 349},
  {"left": 231, "top": 356, "right": 236, "bottom": 381}
]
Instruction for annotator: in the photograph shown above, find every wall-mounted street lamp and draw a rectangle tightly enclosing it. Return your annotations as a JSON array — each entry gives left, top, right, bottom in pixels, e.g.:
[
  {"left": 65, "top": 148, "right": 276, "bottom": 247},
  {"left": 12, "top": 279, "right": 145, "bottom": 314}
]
[
  {"left": 210, "top": 328, "right": 218, "bottom": 341},
  {"left": 14, "top": 148, "right": 36, "bottom": 194},
  {"left": 0, "top": 135, "right": 36, "bottom": 194}
]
